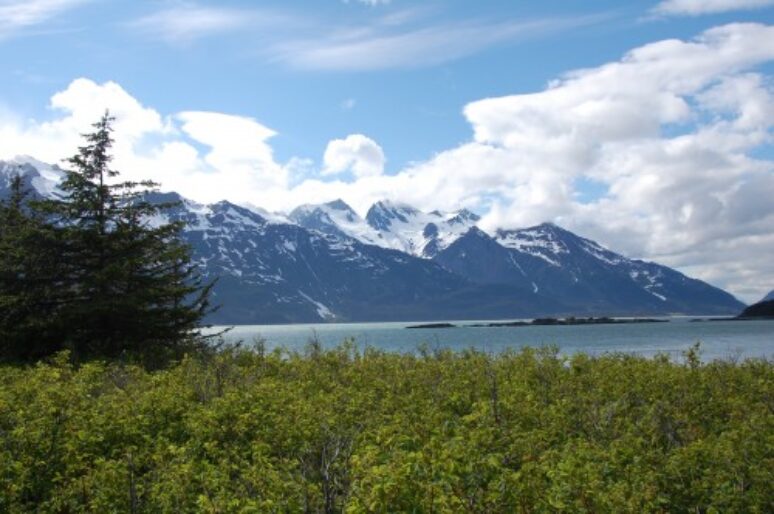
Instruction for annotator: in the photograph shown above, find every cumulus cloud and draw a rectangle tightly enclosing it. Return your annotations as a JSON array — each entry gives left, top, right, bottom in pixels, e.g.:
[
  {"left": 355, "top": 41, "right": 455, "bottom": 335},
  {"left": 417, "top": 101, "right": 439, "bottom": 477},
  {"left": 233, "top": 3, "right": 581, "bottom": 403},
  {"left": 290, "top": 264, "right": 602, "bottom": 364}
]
[
  {"left": 653, "top": 0, "right": 774, "bottom": 16},
  {"left": 0, "top": 78, "right": 287, "bottom": 205},
  {"left": 0, "top": 78, "right": 166, "bottom": 165},
  {"left": 323, "top": 134, "right": 385, "bottom": 178},
  {"left": 177, "top": 112, "right": 277, "bottom": 173}
]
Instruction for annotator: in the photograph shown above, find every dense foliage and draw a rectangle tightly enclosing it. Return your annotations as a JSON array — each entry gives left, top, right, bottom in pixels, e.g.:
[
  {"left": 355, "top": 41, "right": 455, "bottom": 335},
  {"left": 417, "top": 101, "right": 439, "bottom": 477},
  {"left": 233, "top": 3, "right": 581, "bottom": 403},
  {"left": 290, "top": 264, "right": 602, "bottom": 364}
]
[
  {"left": 0, "top": 344, "right": 771, "bottom": 512},
  {"left": 0, "top": 114, "right": 213, "bottom": 365}
]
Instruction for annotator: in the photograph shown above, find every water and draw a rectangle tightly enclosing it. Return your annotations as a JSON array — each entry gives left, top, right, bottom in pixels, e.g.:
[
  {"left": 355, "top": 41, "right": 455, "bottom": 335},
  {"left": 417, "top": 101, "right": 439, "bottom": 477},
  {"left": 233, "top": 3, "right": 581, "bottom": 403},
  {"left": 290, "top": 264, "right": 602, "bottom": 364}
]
[{"left": 208, "top": 317, "right": 774, "bottom": 362}]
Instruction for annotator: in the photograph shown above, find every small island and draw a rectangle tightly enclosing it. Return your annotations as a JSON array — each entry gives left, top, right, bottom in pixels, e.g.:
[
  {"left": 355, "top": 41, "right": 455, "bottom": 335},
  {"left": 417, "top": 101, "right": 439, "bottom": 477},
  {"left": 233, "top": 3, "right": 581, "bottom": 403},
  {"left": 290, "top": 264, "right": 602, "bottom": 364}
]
[
  {"left": 406, "top": 322, "right": 457, "bottom": 329},
  {"left": 407, "top": 317, "right": 668, "bottom": 329},
  {"left": 468, "top": 316, "right": 668, "bottom": 327}
]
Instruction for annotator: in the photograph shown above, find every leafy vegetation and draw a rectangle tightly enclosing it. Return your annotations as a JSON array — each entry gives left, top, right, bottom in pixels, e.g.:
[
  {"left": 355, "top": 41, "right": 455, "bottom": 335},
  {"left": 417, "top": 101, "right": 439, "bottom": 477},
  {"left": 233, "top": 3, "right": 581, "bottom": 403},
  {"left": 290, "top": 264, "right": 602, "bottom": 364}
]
[
  {"left": 0, "top": 344, "right": 771, "bottom": 512},
  {"left": 0, "top": 114, "right": 213, "bottom": 366}
]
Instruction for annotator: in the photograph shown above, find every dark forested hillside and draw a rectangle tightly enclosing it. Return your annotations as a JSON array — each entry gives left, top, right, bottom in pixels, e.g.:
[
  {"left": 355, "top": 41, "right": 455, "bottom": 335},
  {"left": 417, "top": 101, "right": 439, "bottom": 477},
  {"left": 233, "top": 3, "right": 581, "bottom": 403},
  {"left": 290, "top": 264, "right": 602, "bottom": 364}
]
[{"left": 738, "top": 299, "right": 774, "bottom": 318}]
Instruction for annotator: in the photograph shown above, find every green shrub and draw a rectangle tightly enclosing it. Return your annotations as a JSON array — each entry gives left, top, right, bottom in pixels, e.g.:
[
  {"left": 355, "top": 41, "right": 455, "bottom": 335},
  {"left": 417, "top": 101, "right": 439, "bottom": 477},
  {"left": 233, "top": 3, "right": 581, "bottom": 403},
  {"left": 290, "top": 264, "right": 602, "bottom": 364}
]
[{"left": 0, "top": 346, "right": 771, "bottom": 512}]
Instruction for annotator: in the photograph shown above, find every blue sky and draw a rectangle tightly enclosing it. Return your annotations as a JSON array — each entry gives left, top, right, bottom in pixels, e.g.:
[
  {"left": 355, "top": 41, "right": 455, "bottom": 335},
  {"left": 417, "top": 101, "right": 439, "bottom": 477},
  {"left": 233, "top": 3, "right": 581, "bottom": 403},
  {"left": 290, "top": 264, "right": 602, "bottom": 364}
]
[{"left": 1, "top": 0, "right": 774, "bottom": 301}]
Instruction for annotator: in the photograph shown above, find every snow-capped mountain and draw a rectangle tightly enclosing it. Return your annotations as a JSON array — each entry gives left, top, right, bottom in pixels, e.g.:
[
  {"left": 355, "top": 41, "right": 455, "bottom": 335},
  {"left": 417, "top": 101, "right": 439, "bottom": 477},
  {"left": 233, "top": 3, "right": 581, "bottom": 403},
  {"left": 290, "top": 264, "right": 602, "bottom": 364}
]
[
  {"left": 289, "top": 199, "right": 382, "bottom": 246},
  {"left": 1, "top": 159, "right": 747, "bottom": 322},
  {"left": 153, "top": 193, "right": 555, "bottom": 323},
  {"left": 363, "top": 200, "right": 480, "bottom": 257},
  {"left": 291, "top": 199, "right": 481, "bottom": 258},
  {"left": 436, "top": 223, "right": 743, "bottom": 315},
  {"left": 762, "top": 290, "right": 774, "bottom": 302},
  {"left": 0, "top": 157, "right": 63, "bottom": 199}
]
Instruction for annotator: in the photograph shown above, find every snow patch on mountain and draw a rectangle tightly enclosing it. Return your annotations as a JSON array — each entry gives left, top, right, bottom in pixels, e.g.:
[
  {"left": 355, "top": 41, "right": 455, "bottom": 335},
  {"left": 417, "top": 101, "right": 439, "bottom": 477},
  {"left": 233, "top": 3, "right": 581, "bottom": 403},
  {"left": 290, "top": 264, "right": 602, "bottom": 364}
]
[
  {"left": 365, "top": 200, "right": 480, "bottom": 257},
  {"left": 629, "top": 268, "right": 669, "bottom": 301},
  {"left": 298, "top": 291, "right": 336, "bottom": 320},
  {"left": 579, "top": 239, "right": 623, "bottom": 266},
  {"left": 290, "top": 199, "right": 382, "bottom": 246},
  {"left": 495, "top": 224, "right": 570, "bottom": 266},
  {"left": 243, "top": 203, "right": 292, "bottom": 225},
  {"left": 1, "top": 157, "right": 64, "bottom": 197}
]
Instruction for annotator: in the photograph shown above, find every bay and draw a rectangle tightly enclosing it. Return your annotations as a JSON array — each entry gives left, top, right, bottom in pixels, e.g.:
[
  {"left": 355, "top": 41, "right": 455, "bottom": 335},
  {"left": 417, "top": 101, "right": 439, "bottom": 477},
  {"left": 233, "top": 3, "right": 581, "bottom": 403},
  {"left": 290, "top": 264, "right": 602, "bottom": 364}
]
[{"left": 208, "top": 317, "right": 774, "bottom": 362}]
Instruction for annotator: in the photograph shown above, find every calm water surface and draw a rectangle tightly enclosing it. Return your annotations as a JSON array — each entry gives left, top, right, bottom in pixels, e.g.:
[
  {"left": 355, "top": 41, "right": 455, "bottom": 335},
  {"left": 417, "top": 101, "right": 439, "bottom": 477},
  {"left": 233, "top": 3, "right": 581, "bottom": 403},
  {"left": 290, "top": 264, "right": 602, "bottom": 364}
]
[{"left": 209, "top": 317, "right": 774, "bottom": 362}]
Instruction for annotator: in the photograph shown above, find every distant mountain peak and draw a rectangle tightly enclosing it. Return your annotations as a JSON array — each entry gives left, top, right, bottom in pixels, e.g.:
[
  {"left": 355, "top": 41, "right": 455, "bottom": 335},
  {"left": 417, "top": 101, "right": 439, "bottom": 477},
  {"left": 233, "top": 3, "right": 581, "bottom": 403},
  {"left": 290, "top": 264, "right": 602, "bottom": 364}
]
[
  {"left": 531, "top": 221, "right": 568, "bottom": 234},
  {"left": 210, "top": 200, "right": 269, "bottom": 226},
  {"left": 449, "top": 208, "right": 481, "bottom": 224},
  {"left": 1, "top": 158, "right": 64, "bottom": 198},
  {"left": 367, "top": 199, "right": 419, "bottom": 221},
  {"left": 462, "top": 226, "right": 489, "bottom": 238},
  {"left": 325, "top": 198, "right": 355, "bottom": 212},
  {"left": 290, "top": 199, "right": 380, "bottom": 245},
  {"left": 366, "top": 200, "right": 411, "bottom": 230},
  {"left": 363, "top": 201, "right": 481, "bottom": 257}
]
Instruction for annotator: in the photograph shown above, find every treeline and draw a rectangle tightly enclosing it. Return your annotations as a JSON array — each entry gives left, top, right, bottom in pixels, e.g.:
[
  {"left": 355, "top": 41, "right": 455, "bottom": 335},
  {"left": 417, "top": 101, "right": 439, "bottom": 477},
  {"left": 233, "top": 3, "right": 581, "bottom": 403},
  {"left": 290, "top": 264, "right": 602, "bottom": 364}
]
[
  {"left": 0, "top": 344, "right": 770, "bottom": 512},
  {"left": 0, "top": 114, "right": 213, "bottom": 366}
]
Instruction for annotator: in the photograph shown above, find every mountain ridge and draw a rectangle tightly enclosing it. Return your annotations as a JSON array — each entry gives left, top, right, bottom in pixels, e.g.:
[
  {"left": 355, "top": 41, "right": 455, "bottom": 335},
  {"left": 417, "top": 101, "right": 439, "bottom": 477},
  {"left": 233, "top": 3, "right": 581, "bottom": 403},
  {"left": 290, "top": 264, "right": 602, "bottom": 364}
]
[{"left": 0, "top": 159, "right": 747, "bottom": 323}]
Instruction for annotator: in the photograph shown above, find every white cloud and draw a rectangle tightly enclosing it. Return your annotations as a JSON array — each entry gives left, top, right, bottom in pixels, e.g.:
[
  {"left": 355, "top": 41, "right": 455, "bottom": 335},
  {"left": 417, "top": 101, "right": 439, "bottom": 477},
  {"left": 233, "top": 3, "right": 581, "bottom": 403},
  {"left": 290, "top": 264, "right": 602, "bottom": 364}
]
[
  {"left": 653, "top": 0, "right": 774, "bottom": 16},
  {"left": 0, "top": 78, "right": 287, "bottom": 205},
  {"left": 323, "top": 134, "right": 385, "bottom": 178},
  {"left": 129, "top": 5, "right": 604, "bottom": 72},
  {"left": 177, "top": 112, "right": 277, "bottom": 171},
  {"left": 0, "top": 0, "right": 91, "bottom": 38},
  {"left": 272, "top": 15, "right": 605, "bottom": 71},
  {"left": 175, "top": 111, "right": 287, "bottom": 195},
  {"left": 0, "top": 78, "right": 166, "bottom": 165},
  {"left": 340, "top": 98, "right": 356, "bottom": 110},
  {"left": 344, "top": 0, "right": 391, "bottom": 5},
  {"left": 129, "top": 4, "right": 299, "bottom": 44}
]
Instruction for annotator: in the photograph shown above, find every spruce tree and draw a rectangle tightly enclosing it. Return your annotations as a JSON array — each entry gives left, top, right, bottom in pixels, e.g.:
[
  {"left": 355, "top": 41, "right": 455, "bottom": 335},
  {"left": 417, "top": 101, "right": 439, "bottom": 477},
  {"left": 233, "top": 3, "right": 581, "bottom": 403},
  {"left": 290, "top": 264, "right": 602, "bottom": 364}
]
[
  {"left": 11, "top": 112, "right": 215, "bottom": 365},
  {"left": 0, "top": 175, "right": 66, "bottom": 361}
]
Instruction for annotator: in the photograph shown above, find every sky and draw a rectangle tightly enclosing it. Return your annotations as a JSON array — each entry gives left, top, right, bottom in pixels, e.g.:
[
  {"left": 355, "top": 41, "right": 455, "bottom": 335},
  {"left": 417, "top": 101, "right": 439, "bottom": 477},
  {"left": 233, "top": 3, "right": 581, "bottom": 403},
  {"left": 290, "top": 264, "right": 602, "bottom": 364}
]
[{"left": 0, "top": 0, "right": 773, "bottom": 303}]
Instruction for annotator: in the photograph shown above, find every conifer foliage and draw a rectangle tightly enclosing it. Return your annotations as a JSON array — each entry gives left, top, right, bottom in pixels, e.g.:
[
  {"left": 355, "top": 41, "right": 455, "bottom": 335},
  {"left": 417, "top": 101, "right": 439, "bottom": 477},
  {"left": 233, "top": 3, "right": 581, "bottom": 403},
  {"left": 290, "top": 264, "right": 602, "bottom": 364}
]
[
  {"left": 0, "top": 175, "right": 63, "bottom": 361},
  {"left": 0, "top": 113, "right": 213, "bottom": 365}
]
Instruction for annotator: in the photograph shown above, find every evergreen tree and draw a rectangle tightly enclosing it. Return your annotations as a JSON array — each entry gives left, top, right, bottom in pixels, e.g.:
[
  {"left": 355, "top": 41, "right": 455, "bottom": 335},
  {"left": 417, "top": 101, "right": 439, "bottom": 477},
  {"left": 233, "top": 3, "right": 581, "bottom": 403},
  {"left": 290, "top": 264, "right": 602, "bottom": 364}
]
[
  {"left": 0, "top": 174, "right": 65, "bottom": 360},
  {"left": 1, "top": 113, "right": 214, "bottom": 365}
]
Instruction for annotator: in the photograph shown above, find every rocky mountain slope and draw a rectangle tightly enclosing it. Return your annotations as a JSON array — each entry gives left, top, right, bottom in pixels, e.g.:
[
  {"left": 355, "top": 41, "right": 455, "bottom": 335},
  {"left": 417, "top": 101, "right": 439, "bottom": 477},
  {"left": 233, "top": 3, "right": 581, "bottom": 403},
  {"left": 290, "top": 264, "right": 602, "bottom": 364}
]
[{"left": 435, "top": 223, "right": 742, "bottom": 315}]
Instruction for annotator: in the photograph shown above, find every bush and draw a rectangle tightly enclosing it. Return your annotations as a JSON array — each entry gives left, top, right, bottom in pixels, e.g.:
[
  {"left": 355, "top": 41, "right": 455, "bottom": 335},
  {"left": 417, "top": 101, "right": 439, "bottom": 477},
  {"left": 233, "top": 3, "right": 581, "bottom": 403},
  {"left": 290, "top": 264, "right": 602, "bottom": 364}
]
[{"left": 0, "top": 346, "right": 771, "bottom": 512}]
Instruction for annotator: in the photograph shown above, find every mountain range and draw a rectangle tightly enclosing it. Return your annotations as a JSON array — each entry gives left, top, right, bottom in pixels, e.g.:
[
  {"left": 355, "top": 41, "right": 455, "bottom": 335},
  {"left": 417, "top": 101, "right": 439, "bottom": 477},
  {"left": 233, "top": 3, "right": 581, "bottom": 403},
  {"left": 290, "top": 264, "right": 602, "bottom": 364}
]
[{"left": 1, "top": 158, "right": 747, "bottom": 323}]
